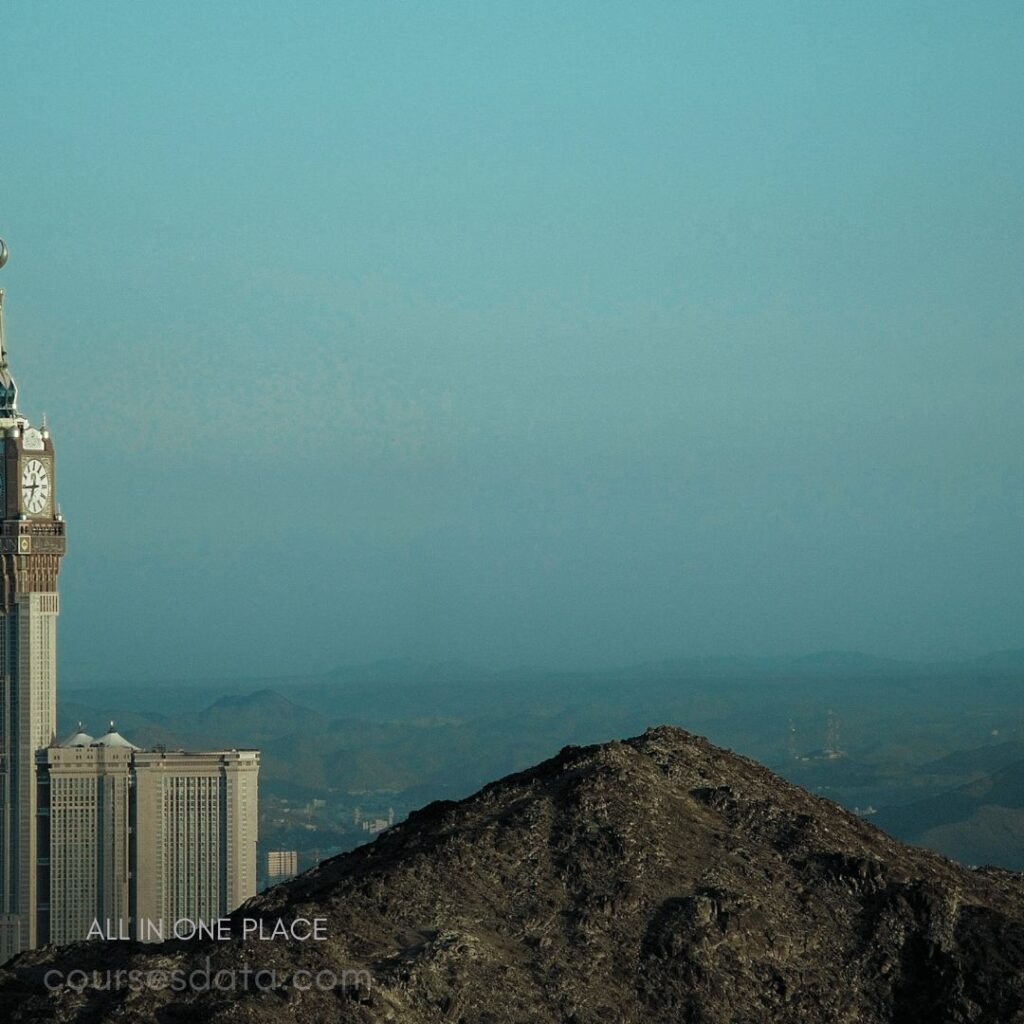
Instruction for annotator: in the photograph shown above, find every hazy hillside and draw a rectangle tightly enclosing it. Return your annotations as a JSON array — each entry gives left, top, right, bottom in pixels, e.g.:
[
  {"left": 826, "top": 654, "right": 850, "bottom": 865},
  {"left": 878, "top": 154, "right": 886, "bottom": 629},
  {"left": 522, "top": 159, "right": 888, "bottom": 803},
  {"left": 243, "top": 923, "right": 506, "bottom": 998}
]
[{"left": 60, "top": 653, "right": 1024, "bottom": 871}]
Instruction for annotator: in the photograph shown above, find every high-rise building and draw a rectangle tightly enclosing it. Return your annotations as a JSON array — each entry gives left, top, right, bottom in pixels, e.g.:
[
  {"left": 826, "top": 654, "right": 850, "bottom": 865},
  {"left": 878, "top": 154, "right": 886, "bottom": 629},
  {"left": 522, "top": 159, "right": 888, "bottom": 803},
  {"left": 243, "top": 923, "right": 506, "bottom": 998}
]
[
  {"left": 36, "top": 734, "right": 259, "bottom": 947},
  {"left": 0, "top": 265, "right": 67, "bottom": 962},
  {"left": 132, "top": 749, "right": 259, "bottom": 939},
  {"left": 36, "top": 727, "right": 134, "bottom": 946}
]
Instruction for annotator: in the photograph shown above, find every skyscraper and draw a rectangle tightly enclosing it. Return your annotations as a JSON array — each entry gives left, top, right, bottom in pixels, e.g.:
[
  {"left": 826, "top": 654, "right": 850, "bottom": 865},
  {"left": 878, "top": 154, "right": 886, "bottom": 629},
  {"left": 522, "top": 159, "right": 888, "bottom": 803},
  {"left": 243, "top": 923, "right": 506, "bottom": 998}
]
[
  {"left": 36, "top": 737, "right": 260, "bottom": 945},
  {"left": 36, "top": 728, "right": 133, "bottom": 946},
  {"left": 0, "top": 243, "right": 259, "bottom": 962},
  {"left": 0, "top": 251, "right": 67, "bottom": 962},
  {"left": 132, "top": 748, "right": 259, "bottom": 940}
]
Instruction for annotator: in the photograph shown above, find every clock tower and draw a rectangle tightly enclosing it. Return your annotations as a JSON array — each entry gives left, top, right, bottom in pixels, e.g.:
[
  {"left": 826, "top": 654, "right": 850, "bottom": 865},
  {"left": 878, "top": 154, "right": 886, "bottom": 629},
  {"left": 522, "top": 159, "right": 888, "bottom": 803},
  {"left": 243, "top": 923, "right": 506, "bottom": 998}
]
[{"left": 0, "top": 243, "right": 67, "bottom": 959}]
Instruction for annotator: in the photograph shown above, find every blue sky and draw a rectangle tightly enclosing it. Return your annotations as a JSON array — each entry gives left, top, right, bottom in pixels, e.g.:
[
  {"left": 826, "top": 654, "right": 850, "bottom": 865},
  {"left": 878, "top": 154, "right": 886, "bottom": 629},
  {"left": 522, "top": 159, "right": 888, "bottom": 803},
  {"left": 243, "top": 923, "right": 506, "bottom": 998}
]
[{"left": 3, "top": 2, "right": 1022, "bottom": 681}]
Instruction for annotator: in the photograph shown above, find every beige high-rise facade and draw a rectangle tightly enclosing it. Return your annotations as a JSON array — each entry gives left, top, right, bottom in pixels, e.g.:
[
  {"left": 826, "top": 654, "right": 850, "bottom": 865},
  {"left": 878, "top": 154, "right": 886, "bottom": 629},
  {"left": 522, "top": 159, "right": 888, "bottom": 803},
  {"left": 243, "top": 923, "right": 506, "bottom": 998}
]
[
  {"left": 0, "top": 269, "right": 67, "bottom": 963},
  {"left": 36, "top": 729, "right": 133, "bottom": 946},
  {"left": 132, "top": 749, "right": 259, "bottom": 939},
  {"left": 36, "top": 734, "right": 260, "bottom": 947}
]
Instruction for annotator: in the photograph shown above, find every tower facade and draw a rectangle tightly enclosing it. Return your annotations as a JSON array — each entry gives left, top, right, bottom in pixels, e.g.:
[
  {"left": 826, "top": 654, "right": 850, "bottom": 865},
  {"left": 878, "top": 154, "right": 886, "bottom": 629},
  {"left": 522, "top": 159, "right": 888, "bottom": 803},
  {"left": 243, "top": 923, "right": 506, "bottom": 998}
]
[
  {"left": 0, "top": 244, "right": 259, "bottom": 964},
  {"left": 0, "top": 263, "right": 67, "bottom": 961}
]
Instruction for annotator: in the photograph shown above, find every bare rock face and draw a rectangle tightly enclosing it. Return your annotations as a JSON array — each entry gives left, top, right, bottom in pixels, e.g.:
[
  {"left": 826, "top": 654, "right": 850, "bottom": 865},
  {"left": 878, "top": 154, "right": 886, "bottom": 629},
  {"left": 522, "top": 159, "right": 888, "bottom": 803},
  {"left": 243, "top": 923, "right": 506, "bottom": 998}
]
[{"left": 4, "top": 726, "right": 1024, "bottom": 1022}]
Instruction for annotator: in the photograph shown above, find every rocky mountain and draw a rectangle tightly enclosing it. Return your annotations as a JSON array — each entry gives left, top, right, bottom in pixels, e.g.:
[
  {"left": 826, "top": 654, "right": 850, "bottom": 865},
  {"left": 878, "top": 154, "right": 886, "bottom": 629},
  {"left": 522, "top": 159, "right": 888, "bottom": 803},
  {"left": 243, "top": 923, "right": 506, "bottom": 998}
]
[{"left": 4, "top": 726, "right": 1024, "bottom": 1023}]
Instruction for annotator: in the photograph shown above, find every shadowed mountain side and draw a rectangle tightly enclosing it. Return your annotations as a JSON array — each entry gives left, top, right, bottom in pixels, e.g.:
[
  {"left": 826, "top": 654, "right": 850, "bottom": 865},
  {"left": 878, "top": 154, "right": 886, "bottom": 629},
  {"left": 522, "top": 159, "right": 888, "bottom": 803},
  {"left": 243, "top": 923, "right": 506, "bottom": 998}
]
[
  {"left": 916, "top": 806, "right": 1024, "bottom": 871},
  {"left": 4, "top": 727, "right": 1024, "bottom": 1023},
  {"left": 875, "top": 755, "right": 1024, "bottom": 869}
]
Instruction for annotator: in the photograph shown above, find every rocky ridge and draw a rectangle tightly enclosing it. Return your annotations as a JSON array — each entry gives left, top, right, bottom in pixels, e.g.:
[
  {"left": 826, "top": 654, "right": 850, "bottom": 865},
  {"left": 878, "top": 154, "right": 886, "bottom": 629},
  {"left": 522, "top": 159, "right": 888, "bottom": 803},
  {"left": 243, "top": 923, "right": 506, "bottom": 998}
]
[{"left": 3, "top": 725, "right": 1024, "bottom": 1022}]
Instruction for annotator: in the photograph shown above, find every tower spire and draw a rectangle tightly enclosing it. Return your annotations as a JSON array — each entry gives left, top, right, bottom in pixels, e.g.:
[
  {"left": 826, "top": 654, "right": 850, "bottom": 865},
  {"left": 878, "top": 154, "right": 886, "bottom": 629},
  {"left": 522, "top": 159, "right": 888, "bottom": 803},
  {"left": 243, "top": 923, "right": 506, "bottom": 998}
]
[{"left": 0, "top": 239, "right": 19, "bottom": 418}]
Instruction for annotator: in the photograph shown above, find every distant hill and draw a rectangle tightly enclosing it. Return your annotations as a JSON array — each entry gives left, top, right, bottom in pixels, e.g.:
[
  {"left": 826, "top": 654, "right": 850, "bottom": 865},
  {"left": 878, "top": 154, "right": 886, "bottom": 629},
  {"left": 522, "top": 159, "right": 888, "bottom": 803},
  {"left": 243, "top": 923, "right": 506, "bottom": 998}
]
[
  {"left": 62, "top": 644, "right": 1024, "bottom": 706},
  {"left": 916, "top": 805, "right": 1024, "bottom": 871},
  {"left": 193, "top": 689, "right": 322, "bottom": 744},
  {"left": 59, "top": 651, "right": 1024, "bottom": 792},
  {"left": 919, "top": 741, "right": 1024, "bottom": 778},
  {"left": 59, "top": 688, "right": 323, "bottom": 753},
  {"left": 876, "top": 755, "right": 1024, "bottom": 868},
  {"left": 58, "top": 652, "right": 1024, "bottom": 872}
]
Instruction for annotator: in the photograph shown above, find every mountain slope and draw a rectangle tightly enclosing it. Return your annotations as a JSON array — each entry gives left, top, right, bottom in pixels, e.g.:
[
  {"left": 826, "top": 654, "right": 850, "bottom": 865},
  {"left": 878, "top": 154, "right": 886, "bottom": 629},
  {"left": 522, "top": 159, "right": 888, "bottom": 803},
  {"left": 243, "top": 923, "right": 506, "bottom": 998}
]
[
  {"left": 875, "top": 755, "right": 1024, "bottom": 869},
  {"left": 4, "top": 726, "right": 1024, "bottom": 1023}
]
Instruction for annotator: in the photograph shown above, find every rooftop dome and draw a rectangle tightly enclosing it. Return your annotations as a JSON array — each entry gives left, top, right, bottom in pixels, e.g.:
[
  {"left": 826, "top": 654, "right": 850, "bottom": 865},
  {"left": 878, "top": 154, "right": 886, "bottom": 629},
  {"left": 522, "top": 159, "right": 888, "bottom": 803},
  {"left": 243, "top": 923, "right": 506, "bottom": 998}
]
[
  {"left": 61, "top": 723, "right": 94, "bottom": 747},
  {"left": 94, "top": 721, "right": 140, "bottom": 750}
]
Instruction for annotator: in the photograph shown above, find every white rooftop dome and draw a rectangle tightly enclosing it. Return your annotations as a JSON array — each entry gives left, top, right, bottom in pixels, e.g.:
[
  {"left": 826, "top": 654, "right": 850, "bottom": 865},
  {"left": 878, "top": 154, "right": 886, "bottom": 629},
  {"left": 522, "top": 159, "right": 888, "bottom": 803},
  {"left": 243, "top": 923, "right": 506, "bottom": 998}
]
[
  {"left": 61, "top": 723, "right": 94, "bottom": 747},
  {"left": 94, "top": 721, "right": 140, "bottom": 750}
]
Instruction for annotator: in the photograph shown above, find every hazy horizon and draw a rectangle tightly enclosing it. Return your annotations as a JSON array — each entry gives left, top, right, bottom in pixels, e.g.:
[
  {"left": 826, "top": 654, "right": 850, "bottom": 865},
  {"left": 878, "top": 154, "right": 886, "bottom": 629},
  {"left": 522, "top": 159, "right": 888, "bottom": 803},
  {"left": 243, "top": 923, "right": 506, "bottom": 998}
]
[
  {"left": 59, "top": 643, "right": 1024, "bottom": 691},
  {"left": 4, "top": 3, "right": 1022, "bottom": 682}
]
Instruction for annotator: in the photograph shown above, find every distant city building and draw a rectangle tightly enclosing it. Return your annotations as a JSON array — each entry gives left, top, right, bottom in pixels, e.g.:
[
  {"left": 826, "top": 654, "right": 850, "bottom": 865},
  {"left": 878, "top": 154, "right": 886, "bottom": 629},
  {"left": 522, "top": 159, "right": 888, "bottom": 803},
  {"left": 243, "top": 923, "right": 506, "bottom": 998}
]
[
  {"left": 361, "top": 809, "right": 395, "bottom": 835},
  {"left": 266, "top": 850, "right": 299, "bottom": 885}
]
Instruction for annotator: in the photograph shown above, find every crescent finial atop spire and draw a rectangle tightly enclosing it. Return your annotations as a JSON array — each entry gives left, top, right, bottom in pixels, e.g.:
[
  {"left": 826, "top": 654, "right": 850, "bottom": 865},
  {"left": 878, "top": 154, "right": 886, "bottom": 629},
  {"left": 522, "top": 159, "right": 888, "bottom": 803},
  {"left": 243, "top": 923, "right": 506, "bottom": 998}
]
[{"left": 0, "top": 239, "right": 19, "bottom": 418}]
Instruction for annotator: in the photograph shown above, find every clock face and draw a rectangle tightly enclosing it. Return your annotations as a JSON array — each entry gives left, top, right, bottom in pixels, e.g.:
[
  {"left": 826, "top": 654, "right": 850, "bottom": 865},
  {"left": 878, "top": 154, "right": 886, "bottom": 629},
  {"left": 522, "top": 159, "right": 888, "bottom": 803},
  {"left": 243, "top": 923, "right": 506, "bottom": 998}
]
[{"left": 22, "top": 459, "right": 50, "bottom": 515}]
